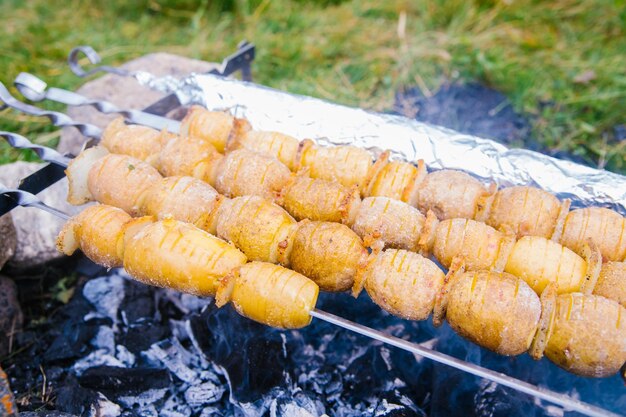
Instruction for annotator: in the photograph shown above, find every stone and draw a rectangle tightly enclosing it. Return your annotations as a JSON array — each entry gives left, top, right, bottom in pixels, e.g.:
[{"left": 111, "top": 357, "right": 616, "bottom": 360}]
[
  {"left": 0, "top": 276, "right": 23, "bottom": 357},
  {"left": 60, "top": 53, "right": 217, "bottom": 155},
  {"left": 0, "top": 162, "right": 82, "bottom": 269},
  {"left": 0, "top": 213, "right": 16, "bottom": 270}
]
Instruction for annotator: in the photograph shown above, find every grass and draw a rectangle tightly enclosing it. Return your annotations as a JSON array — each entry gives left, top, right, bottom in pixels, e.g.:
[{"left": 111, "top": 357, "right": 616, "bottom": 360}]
[{"left": 1, "top": 0, "right": 624, "bottom": 172}]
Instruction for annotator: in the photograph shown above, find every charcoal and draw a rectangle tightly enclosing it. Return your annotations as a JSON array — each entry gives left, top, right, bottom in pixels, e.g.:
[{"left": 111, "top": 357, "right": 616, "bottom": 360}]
[
  {"left": 44, "top": 318, "right": 110, "bottom": 362},
  {"left": 117, "top": 320, "right": 167, "bottom": 354},
  {"left": 82, "top": 275, "right": 126, "bottom": 322},
  {"left": 19, "top": 413, "right": 77, "bottom": 417},
  {"left": 160, "top": 395, "right": 192, "bottom": 417},
  {"left": 120, "top": 280, "right": 156, "bottom": 324},
  {"left": 55, "top": 376, "right": 121, "bottom": 417},
  {"left": 198, "top": 407, "right": 224, "bottom": 417},
  {"left": 78, "top": 366, "right": 170, "bottom": 396},
  {"left": 183, "top": 381, "right": 225, "bottom": 408},
  {"left": 188, "top": 305, "right": 289, "bottom": 402}
]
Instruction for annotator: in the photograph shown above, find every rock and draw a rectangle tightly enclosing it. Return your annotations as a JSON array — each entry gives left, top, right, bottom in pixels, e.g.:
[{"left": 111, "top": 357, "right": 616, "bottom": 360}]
[
  {"left": 0, "top": 276, "right": 23, "bottom": 357},
  {"left": 0, "top": 162, "right": 82, "bottom": 269},
  {"left": 60, "top": 53, "right": 217, "bottom": 155},
  {"left": 0, "top": 213, "right": 17, "bottom": 270}
]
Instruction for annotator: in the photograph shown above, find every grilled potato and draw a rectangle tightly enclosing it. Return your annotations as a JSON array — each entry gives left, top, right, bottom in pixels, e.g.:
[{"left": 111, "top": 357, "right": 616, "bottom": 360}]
[
  {"left": 560, "top": 208, "right": 626, "bottom": 262},
  {"left": 65, "top": 146, "right": 110, "bottom": 205},
  {"left": 180, "top": 106, "right": 250, "bottom": 153},
  {"left": 157, "top": 135, "right": 223, "bottom": 185},
  {"left": 593, "top": 261, "right": 626, "bottom": 308},
  {"left": 366, "top": 160, "right": 423, "bottom": 203},
  {"left": 101, "top": 117, "right": 170, "bottom": 165},
  {"left": 229, "top": 130, "right": 300, "bottom": 171}
]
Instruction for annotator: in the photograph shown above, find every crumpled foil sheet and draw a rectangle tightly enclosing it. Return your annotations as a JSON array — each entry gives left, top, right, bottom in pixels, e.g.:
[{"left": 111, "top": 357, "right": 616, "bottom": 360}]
[{"left": 168, "top": 73, "right": 626, "bottom": 214}]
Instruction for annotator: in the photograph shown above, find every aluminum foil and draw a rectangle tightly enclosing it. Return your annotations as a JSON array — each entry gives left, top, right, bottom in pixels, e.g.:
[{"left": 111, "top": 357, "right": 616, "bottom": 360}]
[{"left": 169, "top": 73, "right": 626, "bottom": 215}]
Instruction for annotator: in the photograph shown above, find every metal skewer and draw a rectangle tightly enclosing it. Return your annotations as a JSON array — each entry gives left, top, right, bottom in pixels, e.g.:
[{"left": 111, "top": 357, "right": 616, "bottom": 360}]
[
  {"left": 0, "top": 83, "right": 102, "bottom": 139},
  {"left": 14, "top": 73, "right": 181, "bottom": 134},
  {"left": 0, "top": 185, "right": 618, "bottom": 417}
]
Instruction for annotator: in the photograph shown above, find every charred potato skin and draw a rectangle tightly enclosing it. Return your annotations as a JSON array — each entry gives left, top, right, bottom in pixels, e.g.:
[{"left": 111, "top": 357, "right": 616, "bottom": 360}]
[
  {"left": 445, "top": 271, "right": 541, "bottom": 356},
  {"left": 544, "top": 293, "right": 626, "bottom": 377},
  {"left": 230, "top": 262, "right": 319, "bottom": 329},
  {"left": 362, "top": 249, "right": 445, "bottom": 320},
  {"left": 486, "top": 186, "right": 561, "bottom": 239},
  {"left": 560, "top": 208, "right": 626, "bottom": 262},
  {"left": 289, "top": 220, "right": 367, "bottom": 292}
]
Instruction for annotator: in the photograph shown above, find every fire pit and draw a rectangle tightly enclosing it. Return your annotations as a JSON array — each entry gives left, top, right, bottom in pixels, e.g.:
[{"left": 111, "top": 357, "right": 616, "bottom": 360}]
[{"left": 1, "top": 45, "right": 625, "bottom": 417}]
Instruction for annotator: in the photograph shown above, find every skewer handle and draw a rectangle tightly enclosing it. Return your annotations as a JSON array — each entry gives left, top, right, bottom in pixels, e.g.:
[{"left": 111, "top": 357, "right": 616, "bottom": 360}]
[
  {"left": 0, "top": 184, "right": 70, "bottom": 220},
  {"left": 14, "top": 73, "right": 180, "bottom": 134},
  {"left": 0, "top": 82, "right": 102, "bottom": 139},
  {"left": 0, "top": 131, "right": 70, "bottom": 167}
]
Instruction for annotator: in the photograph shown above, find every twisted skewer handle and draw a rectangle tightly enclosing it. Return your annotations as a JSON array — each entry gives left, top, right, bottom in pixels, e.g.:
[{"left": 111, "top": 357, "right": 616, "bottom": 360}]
[
  {"left": 14, "top": 73, "right": 180, "bottom": 133},
  {"left": 0, "top": 184, "right": 70, "bottom": 220},
  {"left": 0, "top": 131, "right": 70, "bottom": 167},
  {"left": 0, "top": 82, "right": 102, "bottom": 139}
]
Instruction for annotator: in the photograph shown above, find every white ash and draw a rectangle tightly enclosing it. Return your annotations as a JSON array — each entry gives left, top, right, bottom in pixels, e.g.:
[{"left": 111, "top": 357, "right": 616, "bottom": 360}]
[
  {"left": 83, "top": 275, "right": 126, "bottom": 322},
  {"left": 74, "top": 349, "right": 126, "bottom": 376}
]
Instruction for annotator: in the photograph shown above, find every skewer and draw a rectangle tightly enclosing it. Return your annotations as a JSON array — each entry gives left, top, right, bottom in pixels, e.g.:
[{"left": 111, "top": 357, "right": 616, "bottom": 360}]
[
  {"left": 13, "top": 73, "right": 180, "bottom": 134},
  {"left": 0, "top": 83, "right": 102, "bottom": 140},
  {"left": 0, "top": 186, "right": 619, "bottom": 417},
  {"left": 66, "top": 42, "right": 255, "bottom": 81}
]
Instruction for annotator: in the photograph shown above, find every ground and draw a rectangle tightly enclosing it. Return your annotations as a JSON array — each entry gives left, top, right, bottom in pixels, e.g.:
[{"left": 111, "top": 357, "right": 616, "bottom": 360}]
[{"left": 1, "top": 0, "right": 624, "bottom": 172}]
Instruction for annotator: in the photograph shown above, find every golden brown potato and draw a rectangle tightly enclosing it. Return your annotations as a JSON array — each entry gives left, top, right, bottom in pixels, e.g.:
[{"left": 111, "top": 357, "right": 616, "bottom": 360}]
[
  {"left": 298, "top": 141, "right": 373, "bottom": 194},
  {"left": 485, "top": 186, "right": 564, "bottom": 239},
  {"left": 157, "top": 135, "right": 223, "bottom": 185},
  {"left": 229, "top": 130, "right": 300, "bottom": 171},
  {"left": 123, "top": 219, "right": 247, "bottom": 296},
  {"left": 289, "top": 220, "right": 368, "bottom": 292},
  {"left": 359, "top": 249, "right": 445, "bottom": 320},
  {"left": 351, "top": 197, "right": 425, "bottom": 252},
  {"left": 446, "top": 271, "right": 541, "bottom": 356},
  {"left": 57, "top": 204, "right": 132, "bottom": 267},
  {"left": 215, "top": 196, "right": 297, "bottom": 265},
  {"left": 544, "top": 293, "right": 626, "bottom": 377},
  {"left": 560, "top": 208, "right": 626, "bottom": 262},
  {"left": 141, "top": 176, "right": 222, "bottom": 232},
  {"left": 505, "top": 236, "right": 587, "bottom": 294},
  {"left": 281, "top": 174, "right": 361, "bottom": 224},
  {"left": 101, "top": 117, "right": 170, "bottom": 165},
  {"left": 365, "top": 160, "right": 422, "bottom": 203},
  {"left": 215, "top": 149, "right": 291, "bottom": 203},
  {"left": 226, "top": 261, "right": 319, "bottom": 329},
  {"left": 593, "top": 261, "right": 626, "bottom": 308},
  {"left": 87, "top": 154, "right": 162, "bottom": 216},
  {"left": 180, "top": 106, "right": 250, "bottom": 153},
  {"left": 65, "top": 146, "right": 110, "bottom": 205},
  {"left": 432, "top": 219, "right": 513, "bottom": 272},
  {"left": 414, "top": 170, "right": 490, "bottom": 220}
]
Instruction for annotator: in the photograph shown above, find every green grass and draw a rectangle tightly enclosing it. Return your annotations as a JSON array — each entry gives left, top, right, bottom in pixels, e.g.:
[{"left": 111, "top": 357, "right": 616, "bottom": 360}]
[{"left": 1, "top": 0, "right": 625, "bottom": 172}]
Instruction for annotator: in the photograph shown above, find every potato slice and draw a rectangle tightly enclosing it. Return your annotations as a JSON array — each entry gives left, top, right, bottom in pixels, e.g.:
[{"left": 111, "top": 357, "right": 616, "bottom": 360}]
[{"left": 545, "top": 293, "right": 626, "bottom": 377}]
